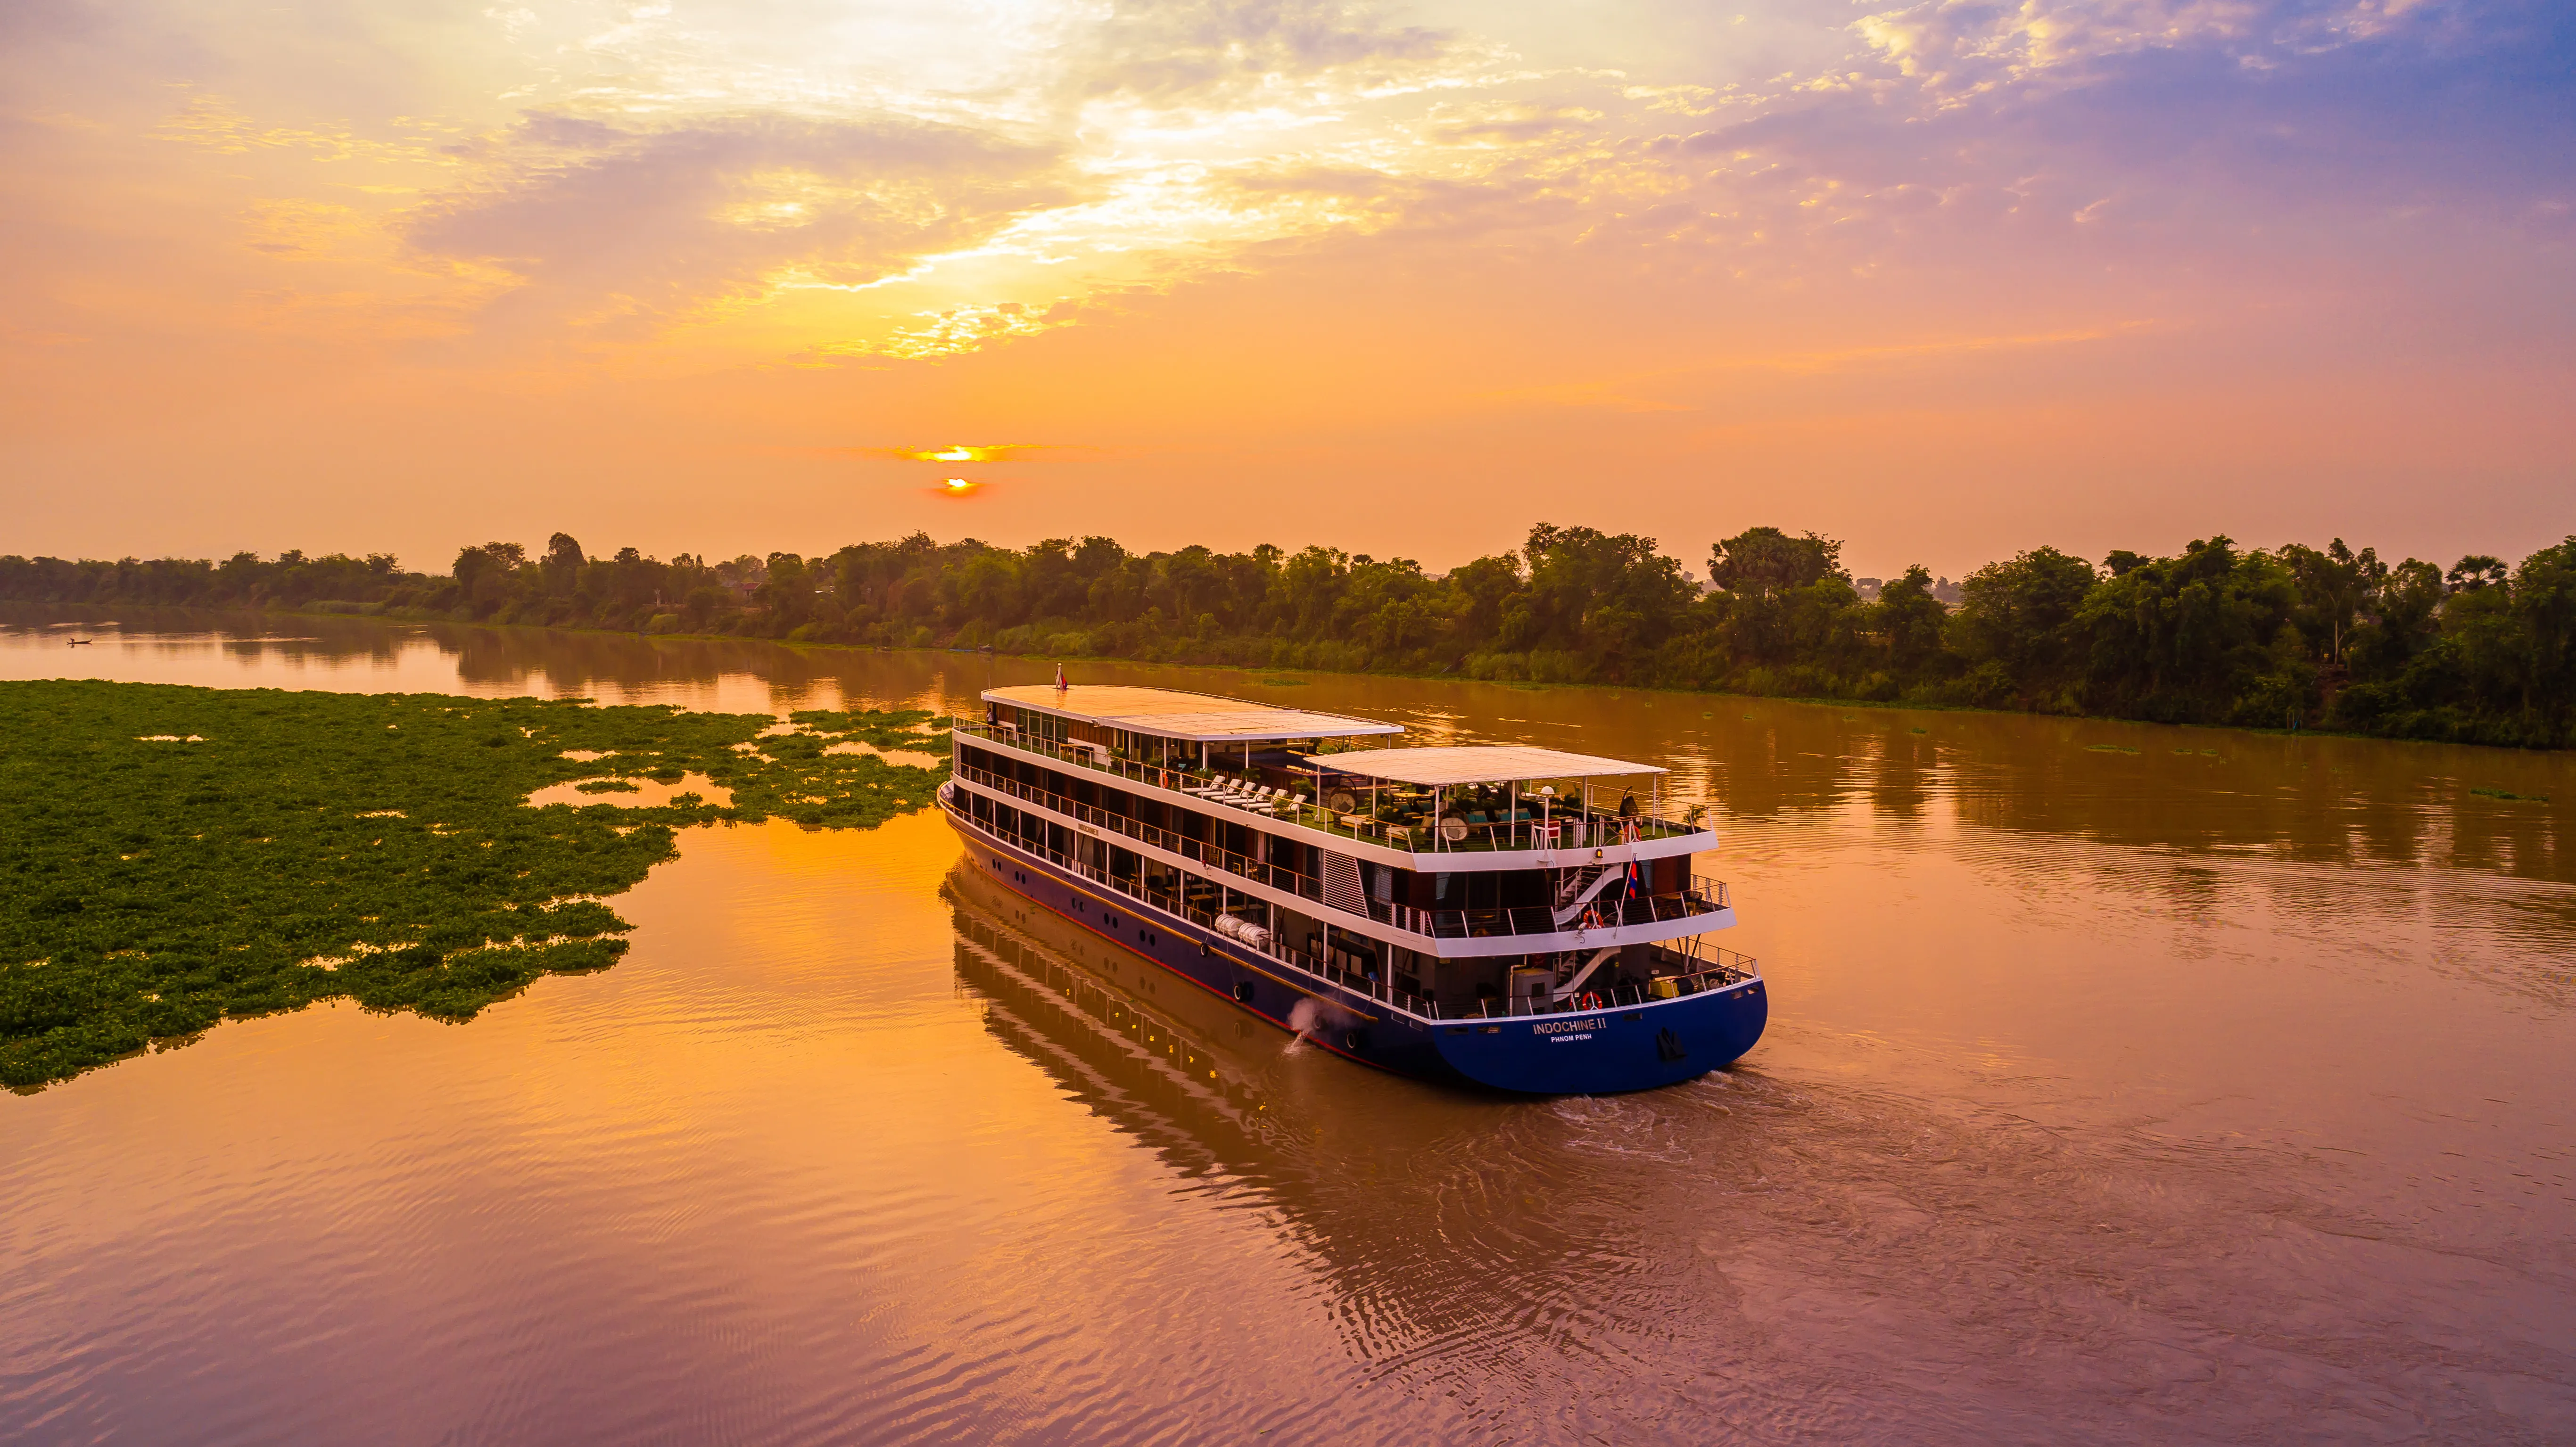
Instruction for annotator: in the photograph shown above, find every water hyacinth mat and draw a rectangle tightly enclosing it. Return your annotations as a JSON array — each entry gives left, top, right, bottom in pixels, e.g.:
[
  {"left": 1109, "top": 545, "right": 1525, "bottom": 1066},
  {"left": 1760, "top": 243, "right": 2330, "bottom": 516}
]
[{"left": 0, "top": 680, "right": 951, "bottom": 1088}]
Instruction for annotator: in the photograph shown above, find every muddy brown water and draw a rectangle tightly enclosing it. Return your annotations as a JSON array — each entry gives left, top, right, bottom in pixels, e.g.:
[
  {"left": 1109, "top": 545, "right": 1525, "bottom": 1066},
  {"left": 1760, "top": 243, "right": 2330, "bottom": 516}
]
[{"left": 2, "top": 608, "right": 2570, "bottom": 1444}]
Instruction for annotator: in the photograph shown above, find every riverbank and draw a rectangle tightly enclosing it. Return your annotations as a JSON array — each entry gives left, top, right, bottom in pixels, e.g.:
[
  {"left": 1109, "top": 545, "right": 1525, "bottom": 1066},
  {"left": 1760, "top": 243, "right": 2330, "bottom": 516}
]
[{"left": 14, "top": 599, "right": 2555, "bottom": 756}]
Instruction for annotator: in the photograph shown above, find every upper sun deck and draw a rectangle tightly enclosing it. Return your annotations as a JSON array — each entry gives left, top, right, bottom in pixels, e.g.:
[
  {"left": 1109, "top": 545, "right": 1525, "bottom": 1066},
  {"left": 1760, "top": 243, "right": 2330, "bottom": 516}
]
[
  {"left": 955, "top": 712, "right": 1709, "bottom": 860},
  {"left": 983, "top": 683, "right": 1404, "bottom": 743},
  {"left": 1297, "top": 744, "right": 1664, "bottom": 788}
]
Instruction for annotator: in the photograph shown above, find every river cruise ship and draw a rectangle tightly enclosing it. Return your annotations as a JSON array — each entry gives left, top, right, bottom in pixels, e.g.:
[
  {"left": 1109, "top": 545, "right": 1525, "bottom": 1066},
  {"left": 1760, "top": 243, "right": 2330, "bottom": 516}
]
[{"left": 937, "top": 682, "right": 1765, "bottom": 1093}]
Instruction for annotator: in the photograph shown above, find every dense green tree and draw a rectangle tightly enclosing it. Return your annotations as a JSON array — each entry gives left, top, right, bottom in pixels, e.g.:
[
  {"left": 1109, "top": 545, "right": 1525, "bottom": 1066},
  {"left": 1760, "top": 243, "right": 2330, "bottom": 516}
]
[
  {"left": 1448, "top": 553, "right": 1523, "bottom": 642},
  {"left": 1873, "top": 566, "right": 1954, "bottom": 686},
  {"left": 2448, "top": 555, "right": 2509, "bottom": 592},
  {"left": 543, "top": 533, "right": 585, "bottom": 597},
  {"left": 1952, "top": 547, "right": 2098, "bottom": 708},
  {"left": 1707, "top": 526, "right": 1844, "bottom": 664},
  {"left": 2076, "top": 537, "right": 2306, "bottom": 725},
  {"left": 1509, "top": 525, "right": 1695, "bottom": 680},
  {"left": 2279, "top": 538, "right": 2384, "bottom": 665}
]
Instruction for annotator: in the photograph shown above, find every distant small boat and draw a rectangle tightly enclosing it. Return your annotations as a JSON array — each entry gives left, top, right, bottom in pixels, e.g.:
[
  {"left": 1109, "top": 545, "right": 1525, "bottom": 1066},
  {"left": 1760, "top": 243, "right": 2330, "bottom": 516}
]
[{"left": 67, "top": 638, "right": 93, "bottom": 646}]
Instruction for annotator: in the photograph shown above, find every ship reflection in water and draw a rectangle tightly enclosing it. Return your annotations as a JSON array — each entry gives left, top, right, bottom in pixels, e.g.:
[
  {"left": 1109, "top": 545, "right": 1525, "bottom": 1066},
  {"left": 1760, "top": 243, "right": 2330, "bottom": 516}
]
[{"left": 942, "top": 857, "right": 1742, "bottom": 1404}]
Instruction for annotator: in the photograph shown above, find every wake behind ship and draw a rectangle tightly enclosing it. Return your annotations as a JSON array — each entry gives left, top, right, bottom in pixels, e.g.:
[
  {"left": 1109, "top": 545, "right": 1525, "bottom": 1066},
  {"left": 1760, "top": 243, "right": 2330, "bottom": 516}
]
[{"left": 938, "top": 682, "right": 1765, "bottom": 1093}]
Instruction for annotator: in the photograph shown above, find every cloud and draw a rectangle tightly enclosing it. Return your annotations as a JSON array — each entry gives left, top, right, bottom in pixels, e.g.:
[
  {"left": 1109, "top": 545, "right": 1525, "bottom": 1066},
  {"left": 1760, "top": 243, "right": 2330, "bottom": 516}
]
[
  {"left": 1425, "top": 102, "right": 1605, "bottom": 148},
  {"left": 401, "top": 112, "right": 1076, "bottom": 334},
  {"left": 0, "top": 0, "right": 103, "bottom": 46},
  {"left": 1073, "top": 0, "right": 1461, "bottom": 105},
  {"left": 1279, "top": 0, "right": 2576, "bottom": 281}
]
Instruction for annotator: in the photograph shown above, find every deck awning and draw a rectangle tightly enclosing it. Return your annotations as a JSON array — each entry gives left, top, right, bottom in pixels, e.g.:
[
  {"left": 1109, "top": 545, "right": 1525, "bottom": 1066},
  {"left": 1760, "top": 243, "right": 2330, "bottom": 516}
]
[
  {"left": 1295, "top": 744, "right": 1665, "bottom": 786},
  {"left": 985, "top": 684, "right": 1404, "bottom": 743}
]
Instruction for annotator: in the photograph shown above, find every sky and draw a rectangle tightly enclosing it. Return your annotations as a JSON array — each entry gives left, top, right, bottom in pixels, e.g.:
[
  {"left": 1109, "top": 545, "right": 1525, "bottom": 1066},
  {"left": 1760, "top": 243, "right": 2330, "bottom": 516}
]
[{"left": 1, "top": 0, "right": 2569, "bottom": 581}]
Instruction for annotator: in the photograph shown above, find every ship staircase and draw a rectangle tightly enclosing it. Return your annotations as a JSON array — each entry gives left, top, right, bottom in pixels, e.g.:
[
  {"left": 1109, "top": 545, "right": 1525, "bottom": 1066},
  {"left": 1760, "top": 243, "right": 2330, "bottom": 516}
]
[
  {"left": 1550, "top": 864, "right": 1623, "bottom": 927},
  {"left": 1548, "top": 863, "right": 1630, "bottom": 1003}
]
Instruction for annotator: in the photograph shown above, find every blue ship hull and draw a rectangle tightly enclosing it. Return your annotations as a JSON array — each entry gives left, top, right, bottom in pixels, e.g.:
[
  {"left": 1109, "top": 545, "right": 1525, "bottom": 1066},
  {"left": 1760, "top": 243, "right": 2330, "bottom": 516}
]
[{"left": 944, "top": 796, "right": 1766, "bottom": 1093}]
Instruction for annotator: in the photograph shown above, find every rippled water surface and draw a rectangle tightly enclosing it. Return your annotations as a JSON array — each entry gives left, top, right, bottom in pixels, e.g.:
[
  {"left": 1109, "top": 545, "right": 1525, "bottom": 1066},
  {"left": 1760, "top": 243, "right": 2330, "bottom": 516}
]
[{"left": 3, "top": 608, "right": 2571, "bottom": 1444}]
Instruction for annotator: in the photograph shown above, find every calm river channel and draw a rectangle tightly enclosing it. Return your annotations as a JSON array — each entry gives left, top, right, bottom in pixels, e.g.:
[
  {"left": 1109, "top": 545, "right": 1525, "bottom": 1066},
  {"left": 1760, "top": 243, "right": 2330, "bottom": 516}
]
[{"left": 2, "top": 608, "right": 2571, "bottom": 1445}]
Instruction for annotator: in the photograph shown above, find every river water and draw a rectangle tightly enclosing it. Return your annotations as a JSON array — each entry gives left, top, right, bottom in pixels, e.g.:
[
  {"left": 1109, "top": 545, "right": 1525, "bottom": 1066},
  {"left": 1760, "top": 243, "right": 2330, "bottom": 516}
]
[{"left": 1, "top": 608, "right": 2569, "bottom": 1445}]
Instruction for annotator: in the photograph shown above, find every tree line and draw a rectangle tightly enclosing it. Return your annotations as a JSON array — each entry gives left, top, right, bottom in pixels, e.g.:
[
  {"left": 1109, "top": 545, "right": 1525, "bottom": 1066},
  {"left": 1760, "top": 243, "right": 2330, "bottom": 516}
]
[{"left": 6, "top": 522, "right": 2573, "bottom": 747}]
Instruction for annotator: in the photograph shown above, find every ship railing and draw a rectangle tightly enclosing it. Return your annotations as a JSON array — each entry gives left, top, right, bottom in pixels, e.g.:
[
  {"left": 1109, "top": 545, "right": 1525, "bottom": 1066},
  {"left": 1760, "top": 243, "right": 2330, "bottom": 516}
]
[
  {"left": 952, "top": 719, "right": 1709, "bottom": 852},
  {"left": 949, "top": 798, "right": 1449, "bottom": 1019},
  {"left": 951, "top": 791, "right": 1753, "bottom": 1024},
  {"left": 1457, "top": 946, "right": 1761, "bottom": 1018},
  {"left": 954, "top": 761, "right": 1732, "bottom": 941}
]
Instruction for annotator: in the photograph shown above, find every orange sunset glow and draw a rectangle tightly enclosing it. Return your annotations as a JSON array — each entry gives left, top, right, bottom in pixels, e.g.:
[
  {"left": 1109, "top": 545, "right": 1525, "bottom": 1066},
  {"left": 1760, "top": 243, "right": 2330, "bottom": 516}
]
[{"left": 1, "top": 0, "right": 2568, "bottom": 577}]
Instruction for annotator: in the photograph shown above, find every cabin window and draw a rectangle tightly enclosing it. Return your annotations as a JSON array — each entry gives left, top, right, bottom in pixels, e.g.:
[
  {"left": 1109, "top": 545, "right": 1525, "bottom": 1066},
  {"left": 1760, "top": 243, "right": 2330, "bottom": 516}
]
[{"left": 1429, "top": 872, "right": 1545, "bottom": 910}]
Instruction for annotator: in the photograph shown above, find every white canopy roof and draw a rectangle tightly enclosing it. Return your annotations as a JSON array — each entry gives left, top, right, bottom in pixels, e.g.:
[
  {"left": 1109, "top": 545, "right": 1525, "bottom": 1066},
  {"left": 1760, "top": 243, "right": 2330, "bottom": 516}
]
[
  {"left": 1296, "top": 744, "right": 1665, "bottom": 786},
  {"left": 986, "top": 684, "right": 1403, "bottom": 743}
]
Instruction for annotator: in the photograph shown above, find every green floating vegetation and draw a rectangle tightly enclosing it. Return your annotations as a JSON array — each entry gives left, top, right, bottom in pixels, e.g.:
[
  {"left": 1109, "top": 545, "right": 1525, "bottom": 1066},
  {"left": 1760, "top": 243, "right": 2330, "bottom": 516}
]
[
  {"left": 2469, "top": 785, "right": 2549, "bottom": 803},
  {"left": 575, "top": 778, "right": 642, "bottom": 794},
  {"left": 0, "top": 681, "right": 951, "bottom": 1089},
  {"left": 1260, "top": 677, "right": 1309, "bottom": 686},
  {"left": 1911, "top": 727, "right": 1928, "bottom": 735},
  {"left": 2086, "top": 743, "right": 2142, "bottom": 754}
]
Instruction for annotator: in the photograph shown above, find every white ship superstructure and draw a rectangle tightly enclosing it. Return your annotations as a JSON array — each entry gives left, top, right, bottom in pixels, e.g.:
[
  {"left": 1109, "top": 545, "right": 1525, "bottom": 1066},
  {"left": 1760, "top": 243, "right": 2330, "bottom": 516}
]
[{"left": 939, "top": 682, "right": 1765, "bottom": 1091}]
